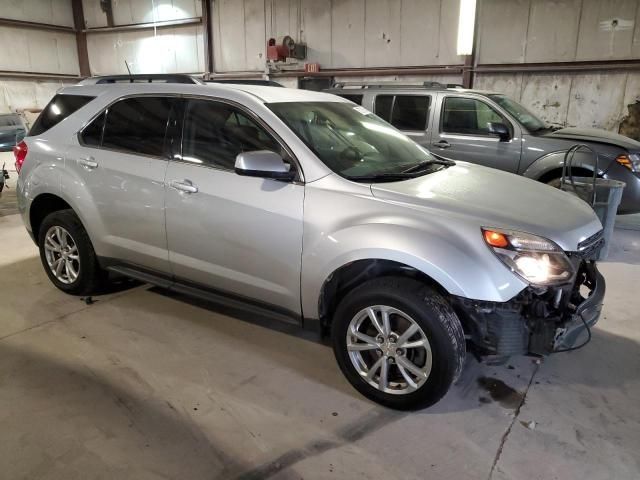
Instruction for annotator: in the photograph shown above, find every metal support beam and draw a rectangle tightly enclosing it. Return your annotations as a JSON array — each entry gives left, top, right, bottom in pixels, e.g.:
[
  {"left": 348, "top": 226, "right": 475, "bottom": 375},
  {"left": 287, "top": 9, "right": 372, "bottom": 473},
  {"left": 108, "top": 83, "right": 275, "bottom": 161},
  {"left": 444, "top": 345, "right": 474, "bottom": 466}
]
[
  {"left": 100, "top": 0, "right": 115, "bottom": 27},
  {"left": 475, "top": 60, "right": 640, "bottom": 74},
  {"left": 269, "top": 65, "right": 465, "bottom": 78},
  {"left": 462, "top": 55, "right": 474, "bottom": 88},
  {"left": 461, "top": 0, "right": 480, "bottom": 88},
  {"left": 201, "top": 0, "right": 214, "bottom": 74},
  {"left": 0, "top": 18, "right": 75, "bottom": 33},
  {"left": 0, "top": 71, "right": 81, "bottom": 81},
  {"left": 83, "top": 17, "right": 201, "bottom": 33},
  {"left": 71, "top": 0, "right": 91, "bottom": 77}
]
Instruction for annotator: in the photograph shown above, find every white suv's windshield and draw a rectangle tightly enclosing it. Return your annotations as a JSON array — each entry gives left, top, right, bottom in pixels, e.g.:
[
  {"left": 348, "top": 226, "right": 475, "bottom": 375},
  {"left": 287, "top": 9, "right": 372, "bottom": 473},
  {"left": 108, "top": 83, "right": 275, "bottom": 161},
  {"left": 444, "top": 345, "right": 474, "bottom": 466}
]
[
  {"left": 488, "top": 95, "right": 548, "bottom": 132},
  {"left": 268, "top": 101, "right": 451, "bottom": 182}
]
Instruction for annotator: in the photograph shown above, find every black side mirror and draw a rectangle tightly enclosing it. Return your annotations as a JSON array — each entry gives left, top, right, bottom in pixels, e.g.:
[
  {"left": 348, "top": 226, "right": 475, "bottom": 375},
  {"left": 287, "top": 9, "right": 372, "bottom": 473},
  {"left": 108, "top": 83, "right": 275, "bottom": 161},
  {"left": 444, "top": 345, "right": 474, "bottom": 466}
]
[
  {"left": 488, "top": 122, "right": 511, "bottom": 141},
  {"left": 235, "top": 150, "right": 295, "bottom": 181}
]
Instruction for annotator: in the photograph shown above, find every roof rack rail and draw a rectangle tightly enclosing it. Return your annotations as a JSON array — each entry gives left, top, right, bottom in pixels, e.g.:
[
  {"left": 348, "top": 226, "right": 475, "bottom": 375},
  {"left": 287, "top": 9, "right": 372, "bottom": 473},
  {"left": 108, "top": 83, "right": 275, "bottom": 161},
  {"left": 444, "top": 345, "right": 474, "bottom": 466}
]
[
  {"left": 331, "top": 81, "right": 465, "bottom": 90},
  {"left": 78, "top": 74, "right": 204, "bottom": 85}
]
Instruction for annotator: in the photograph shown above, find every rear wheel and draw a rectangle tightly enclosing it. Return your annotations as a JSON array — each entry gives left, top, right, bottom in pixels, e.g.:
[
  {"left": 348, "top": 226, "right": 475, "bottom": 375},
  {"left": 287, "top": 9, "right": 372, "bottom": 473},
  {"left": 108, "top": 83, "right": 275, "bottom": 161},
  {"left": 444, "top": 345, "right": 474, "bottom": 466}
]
[
  {"left": 331, "top": 277, "right": 465, "bottom": 410},
  {"left": 38, "top": 209, "right": 105, "bottom": 295}
]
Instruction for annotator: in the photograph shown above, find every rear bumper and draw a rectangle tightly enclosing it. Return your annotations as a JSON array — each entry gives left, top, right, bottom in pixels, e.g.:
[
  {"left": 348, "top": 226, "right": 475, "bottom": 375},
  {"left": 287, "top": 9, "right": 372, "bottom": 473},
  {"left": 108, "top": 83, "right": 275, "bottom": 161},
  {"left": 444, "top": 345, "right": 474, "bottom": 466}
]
[{"left": 453, "top": 261, "right": 605, "bottom": 356}]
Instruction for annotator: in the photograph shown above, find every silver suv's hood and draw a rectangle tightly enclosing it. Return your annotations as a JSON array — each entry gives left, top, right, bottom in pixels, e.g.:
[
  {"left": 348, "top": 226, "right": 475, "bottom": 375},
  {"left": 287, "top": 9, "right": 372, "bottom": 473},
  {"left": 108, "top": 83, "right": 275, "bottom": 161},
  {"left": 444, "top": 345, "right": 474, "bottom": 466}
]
[{"left": 370, "top": 162, "right": 602, "bottom": 252}]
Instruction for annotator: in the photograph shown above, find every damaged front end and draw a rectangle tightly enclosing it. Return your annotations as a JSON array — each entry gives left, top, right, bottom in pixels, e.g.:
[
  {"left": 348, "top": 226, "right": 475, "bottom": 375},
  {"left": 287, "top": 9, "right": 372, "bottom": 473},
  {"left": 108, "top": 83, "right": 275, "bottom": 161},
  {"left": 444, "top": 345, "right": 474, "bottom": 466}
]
[{"left": 454, "top": 235, "right": 606, "bottom": 357}]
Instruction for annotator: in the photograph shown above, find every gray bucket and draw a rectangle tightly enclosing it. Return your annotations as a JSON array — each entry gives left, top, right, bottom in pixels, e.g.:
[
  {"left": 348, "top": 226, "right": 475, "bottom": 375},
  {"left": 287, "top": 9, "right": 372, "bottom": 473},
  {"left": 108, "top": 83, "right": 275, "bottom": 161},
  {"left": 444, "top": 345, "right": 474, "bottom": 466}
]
[{"left": 561, "top": 176, "right": 625, "bottom": 260}]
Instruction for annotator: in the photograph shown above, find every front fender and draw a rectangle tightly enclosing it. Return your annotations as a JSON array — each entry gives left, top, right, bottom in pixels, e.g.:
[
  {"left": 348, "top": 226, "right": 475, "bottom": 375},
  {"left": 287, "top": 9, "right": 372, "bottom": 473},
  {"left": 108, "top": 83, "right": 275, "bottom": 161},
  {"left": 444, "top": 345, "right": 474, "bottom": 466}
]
[
  {"left": 300, "top": 182, "right": 528, "bottom": 319},
  {"left": 522, "top": 149, "right": 613, "bottom": 181}
]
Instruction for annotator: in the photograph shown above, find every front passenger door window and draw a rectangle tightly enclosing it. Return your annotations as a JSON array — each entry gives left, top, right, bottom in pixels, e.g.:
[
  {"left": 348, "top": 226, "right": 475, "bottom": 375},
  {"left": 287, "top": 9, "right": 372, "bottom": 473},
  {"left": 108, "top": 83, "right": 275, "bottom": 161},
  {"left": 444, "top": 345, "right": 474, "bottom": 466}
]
[
  {"left": 181, "top": 100, "right": 283, "bottom": 170},
  {"left": 441, "top": 97, "right": 507, "bottom": 136}
]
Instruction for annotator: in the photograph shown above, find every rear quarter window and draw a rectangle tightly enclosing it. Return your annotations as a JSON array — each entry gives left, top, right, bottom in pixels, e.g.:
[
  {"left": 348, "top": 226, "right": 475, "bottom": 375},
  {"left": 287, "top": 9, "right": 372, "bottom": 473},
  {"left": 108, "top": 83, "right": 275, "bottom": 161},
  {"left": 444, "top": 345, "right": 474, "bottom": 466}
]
[{"left": 29, "top": 94, "right": 95, "bottom": 136}]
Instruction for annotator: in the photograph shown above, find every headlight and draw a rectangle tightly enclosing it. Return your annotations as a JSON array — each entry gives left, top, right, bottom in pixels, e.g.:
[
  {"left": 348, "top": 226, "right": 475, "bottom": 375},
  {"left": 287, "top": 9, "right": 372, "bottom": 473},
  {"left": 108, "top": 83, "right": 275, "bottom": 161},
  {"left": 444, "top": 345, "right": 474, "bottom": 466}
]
[
  {"left": 616, "top": 153, "right": 640, "bottom": 172},
  {"left": 482, "top": 228, "right": 575, "bottom": 285}
]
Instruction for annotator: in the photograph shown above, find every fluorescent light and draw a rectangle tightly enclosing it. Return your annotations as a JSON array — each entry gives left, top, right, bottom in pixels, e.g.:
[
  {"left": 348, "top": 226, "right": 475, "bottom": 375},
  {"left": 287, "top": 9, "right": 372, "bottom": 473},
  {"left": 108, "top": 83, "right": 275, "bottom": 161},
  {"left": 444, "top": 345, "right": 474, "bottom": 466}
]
[{"left": 457, "top": 0, "right": 477, "bottom": 56}]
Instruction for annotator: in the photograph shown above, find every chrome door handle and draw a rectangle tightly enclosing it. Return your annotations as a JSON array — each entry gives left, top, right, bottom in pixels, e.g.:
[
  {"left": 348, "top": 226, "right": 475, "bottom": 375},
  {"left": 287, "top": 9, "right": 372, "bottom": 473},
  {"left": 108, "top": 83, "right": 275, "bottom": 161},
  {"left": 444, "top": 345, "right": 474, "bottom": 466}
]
[
  {"left": 79, "top": 157, "right": 98, "bottom": 169},
  {"left": 170, "top": 180, "right": 198, "bottom": 194},
  {"left": 433, "top": 140, "right": 450, "bottom": 149}
]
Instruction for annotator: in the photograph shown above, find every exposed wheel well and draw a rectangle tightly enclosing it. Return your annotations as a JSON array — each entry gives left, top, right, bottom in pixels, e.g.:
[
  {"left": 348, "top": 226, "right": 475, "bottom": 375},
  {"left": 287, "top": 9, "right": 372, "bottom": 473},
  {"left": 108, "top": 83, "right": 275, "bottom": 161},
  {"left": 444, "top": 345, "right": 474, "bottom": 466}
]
[
  {"left": 318, "top": 259, "right": 448, "bottom": 333},
  {"left": 538, "top": 166, "right": 594, "bottom": 184},
  {"left": 29, "top": 194, "right": 72, "bottom": 241}
]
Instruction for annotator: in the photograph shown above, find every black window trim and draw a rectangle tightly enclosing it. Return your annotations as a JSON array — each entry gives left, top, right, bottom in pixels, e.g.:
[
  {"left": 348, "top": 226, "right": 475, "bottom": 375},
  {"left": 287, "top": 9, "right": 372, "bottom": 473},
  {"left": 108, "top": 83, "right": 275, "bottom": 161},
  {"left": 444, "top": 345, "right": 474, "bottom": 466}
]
[
  {"left": 439, "top": 94, "right": 514, "bottom": 139},
  {"left": 77, "top": 93, "right": 304, "bottom": 183},
  {"left": 373, "top": 93, "right": 431, "bottom": 132}
]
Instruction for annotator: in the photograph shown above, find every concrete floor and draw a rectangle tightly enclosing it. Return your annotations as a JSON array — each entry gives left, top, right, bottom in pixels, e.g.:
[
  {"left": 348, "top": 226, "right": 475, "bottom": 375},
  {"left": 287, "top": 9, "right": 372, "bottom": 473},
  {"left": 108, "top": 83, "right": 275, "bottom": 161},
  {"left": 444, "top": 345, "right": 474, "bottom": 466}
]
[{"left": 1, "top": 202, "right": 639, "bottom": 479}]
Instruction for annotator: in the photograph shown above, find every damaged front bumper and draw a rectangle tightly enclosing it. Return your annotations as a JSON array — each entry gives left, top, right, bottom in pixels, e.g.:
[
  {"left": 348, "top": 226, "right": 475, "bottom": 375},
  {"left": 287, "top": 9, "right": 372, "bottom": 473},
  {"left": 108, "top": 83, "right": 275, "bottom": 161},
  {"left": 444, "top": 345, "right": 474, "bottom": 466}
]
[{"left": 453, "top": 260, "right": 605, "bottom": 356}]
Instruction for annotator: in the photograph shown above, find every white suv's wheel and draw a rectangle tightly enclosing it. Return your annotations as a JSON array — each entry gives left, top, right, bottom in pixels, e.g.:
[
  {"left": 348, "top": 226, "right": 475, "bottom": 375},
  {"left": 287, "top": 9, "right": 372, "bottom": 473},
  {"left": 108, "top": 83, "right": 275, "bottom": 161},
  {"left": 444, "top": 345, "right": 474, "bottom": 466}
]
[
  {"left": 332, "top": 277, "right": 465, "bottom": 410},
  {"left": 38, "top": 209, "right": 105, "bottom": 295}
]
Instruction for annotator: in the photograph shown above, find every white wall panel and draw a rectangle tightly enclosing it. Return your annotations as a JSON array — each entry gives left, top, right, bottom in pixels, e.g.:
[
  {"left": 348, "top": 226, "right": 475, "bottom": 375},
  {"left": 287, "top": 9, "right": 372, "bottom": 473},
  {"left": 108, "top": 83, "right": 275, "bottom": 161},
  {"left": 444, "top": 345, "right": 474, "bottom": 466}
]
[
  {"left": 112, "top": 0, "right": 201, "bottom": 25},
  {"left": 0, "top": 79, "right": 69, "bottom": 113},
  {"left": 244, "top": 0, "right": 268, "bottom": 70},
  {"left": 87, "top": 25, "right": 204, "bottom": 74},
  {"left": 477, "top": 0, "right": 530, "bottom": 64},
  {"left": 364, "top": 0, "right": 401, "bottom": 67},
  {"left": 399, "top": 0, "right": 441, "bottom": 65},
  {"left": 0, "top": 26, "right": 79, "bottom": 75},
  {"left": 525, "top": 0, "right": 582, "bottom": 63},
  {"left": 330, "top": 0, "right": 365, "bottom": 68},
  {"left": 575, "top": 0, "right": 639, "bottom": 61},
  {"left": 566, "top": 72, "right": 627, "bottom": 129},
  {"left": 0, "top": 0, "right": 74, "bottom": 27},
  {"left": 300, "top": 0, "right": 332, "bottom": 66},
  {"left": 519, "top": 74, "right": 572, "bottom": 127}
]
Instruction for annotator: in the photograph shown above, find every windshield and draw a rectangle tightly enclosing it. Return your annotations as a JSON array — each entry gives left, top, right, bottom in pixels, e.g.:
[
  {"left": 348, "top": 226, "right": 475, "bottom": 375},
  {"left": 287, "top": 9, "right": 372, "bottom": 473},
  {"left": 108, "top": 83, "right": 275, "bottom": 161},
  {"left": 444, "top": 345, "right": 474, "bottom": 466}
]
[
  {"left": 267, "top": 101, "right": 446, "bottom": 181},
  {"left": 488, "top": 95, "right": 547, "bottom": 132},
  {"left": 0, "top": 115, "right": 22, "bottom": 128}
]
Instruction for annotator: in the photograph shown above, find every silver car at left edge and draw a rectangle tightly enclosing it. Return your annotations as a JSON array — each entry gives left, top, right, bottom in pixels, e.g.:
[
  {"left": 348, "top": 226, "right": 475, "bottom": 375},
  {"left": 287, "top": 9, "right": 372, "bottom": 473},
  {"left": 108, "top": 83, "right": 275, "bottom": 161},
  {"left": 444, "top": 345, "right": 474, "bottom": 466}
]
[{"left": 15, "top": 78, "right": 605, "bottom": 410}]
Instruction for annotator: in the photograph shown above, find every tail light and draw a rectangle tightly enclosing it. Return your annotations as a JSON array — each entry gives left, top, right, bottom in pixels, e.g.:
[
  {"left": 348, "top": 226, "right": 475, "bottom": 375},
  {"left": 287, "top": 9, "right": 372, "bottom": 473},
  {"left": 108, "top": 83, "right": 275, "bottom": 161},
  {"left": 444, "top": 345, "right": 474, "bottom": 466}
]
[{"left": 13, "top": 140, "right": 28, "bottom": 173}]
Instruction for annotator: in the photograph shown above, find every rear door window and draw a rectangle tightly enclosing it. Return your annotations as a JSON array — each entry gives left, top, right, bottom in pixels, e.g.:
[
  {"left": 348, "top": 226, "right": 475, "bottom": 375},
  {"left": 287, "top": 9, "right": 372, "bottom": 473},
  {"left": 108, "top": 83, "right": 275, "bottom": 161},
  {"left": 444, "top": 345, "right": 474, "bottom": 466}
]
[
  {"left": 441, "top": 97, "right": 507, "bottom": 136},
  {"left": 80, "top": 112, "right": 105, "bottom": 147},
  {"left": 101, "top": 96, "right": 175, "bottom": 157},
  {"left": 374, "top": 95, "right": 430, "bottom": 131},
  {"left": 29, "top": 94, "right": 95, "bottom": 136}
]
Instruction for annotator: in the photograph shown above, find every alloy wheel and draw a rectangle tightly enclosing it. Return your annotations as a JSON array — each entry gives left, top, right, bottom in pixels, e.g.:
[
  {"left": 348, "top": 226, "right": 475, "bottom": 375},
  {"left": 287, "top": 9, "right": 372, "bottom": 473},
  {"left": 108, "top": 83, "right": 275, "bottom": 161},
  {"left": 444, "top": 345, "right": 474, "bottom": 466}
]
[
  {"left": 44, "top": 226, "right": 80, "bottom": 284},
  {"left": 346, "top": 305, "right": 432, "bottom": 395}
]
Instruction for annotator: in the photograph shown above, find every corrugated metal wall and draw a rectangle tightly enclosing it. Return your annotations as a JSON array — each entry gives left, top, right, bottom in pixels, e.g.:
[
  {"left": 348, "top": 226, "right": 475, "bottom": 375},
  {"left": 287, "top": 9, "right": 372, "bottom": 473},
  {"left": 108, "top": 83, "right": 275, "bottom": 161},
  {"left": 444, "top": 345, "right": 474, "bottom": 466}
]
[
  {"left": 82, "top": 0, "right": 205, "bottom": 74},
  {"left": 0, "top": 0, "right": 78, "bottom": 114},
  {"left": 212, "top": 0, "right": 463, "bottom": 72},
  {"left": 475, "top": 0, "right": 640, "bottom": 132}
]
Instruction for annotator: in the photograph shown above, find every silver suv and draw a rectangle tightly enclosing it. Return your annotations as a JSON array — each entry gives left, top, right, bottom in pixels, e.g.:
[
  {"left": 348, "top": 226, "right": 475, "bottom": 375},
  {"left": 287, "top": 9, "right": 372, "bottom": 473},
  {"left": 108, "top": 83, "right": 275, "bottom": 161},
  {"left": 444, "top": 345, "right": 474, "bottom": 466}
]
[{"left": 16, "top": 76, "right": 605, "bottom": 410}]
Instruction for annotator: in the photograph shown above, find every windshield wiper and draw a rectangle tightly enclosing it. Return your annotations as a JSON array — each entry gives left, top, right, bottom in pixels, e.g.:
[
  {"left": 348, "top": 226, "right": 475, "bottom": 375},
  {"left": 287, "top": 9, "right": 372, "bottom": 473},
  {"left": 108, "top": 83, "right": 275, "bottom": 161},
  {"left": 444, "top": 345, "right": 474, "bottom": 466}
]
[{"left": 402, "top": 158, "right": 455, "bottom": 173}]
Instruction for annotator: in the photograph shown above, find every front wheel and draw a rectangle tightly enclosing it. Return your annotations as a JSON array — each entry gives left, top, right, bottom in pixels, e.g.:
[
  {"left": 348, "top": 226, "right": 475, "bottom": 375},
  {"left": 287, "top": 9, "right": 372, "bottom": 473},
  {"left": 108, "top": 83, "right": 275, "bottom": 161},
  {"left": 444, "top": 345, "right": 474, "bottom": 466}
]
[{"left": 331, "top": 277, "right": 466, "bottom": 410}]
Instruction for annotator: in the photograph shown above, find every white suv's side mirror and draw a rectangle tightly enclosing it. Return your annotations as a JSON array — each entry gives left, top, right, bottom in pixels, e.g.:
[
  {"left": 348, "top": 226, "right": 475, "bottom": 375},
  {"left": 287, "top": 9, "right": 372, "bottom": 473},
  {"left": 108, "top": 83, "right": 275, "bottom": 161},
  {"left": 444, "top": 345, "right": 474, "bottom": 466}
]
[{"left": 235, "top": 150, "right": 295, "bottom": 181}]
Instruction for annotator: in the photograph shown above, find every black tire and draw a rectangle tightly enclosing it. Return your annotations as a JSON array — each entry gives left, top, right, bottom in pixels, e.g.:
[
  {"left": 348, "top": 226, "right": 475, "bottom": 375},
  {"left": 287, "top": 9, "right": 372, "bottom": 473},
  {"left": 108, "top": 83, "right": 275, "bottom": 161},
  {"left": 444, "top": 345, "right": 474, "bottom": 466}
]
[
  {"left": 547, "top": 177, "right": 562, "bottom": 189},
  {"left": 331, "top": 277, "right": 465, "bottom": 410},
  {"left": 38, "top": 209, "right": 106, "bottom": 295}
]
